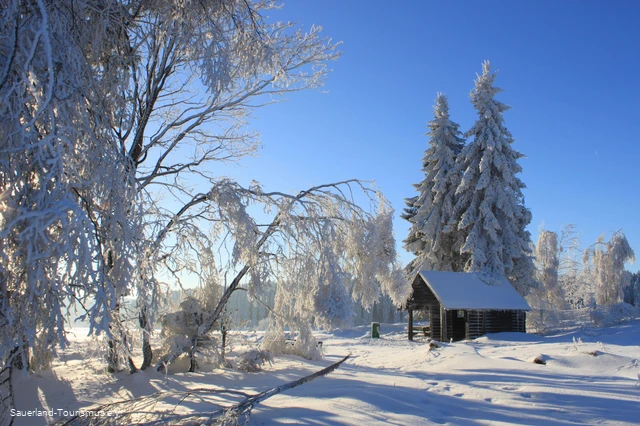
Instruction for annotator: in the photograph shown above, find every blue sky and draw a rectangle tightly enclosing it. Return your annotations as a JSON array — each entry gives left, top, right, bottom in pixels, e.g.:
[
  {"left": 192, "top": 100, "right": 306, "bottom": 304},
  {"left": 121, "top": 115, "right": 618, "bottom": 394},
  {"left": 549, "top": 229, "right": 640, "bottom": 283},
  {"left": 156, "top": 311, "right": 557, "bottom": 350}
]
[{"left": 220, "top": 0, "right": 639, "bottom": 272}]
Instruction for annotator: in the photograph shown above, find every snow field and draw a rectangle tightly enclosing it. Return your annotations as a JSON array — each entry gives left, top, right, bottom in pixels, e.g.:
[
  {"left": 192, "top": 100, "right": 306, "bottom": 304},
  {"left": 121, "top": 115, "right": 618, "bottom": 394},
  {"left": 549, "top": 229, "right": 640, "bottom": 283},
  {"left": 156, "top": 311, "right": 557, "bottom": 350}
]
[{"left": 11, "top": 321, "right": 640, "bottom": 425}]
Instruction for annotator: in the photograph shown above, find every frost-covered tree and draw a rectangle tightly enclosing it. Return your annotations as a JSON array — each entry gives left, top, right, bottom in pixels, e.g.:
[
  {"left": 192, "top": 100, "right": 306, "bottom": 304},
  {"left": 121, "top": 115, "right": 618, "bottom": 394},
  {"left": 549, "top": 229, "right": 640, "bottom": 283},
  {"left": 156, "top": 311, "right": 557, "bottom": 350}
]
[
  {"left": 584, "top": 232, "right": 635, "bottom": 306},
  {"left": 450, "top": 61, "right": 535, "bottom": 295},
  {"left": 0, "top": 0, "right": 140, "bottom": 370},
  {"left": 2, "top": 0, "right": 405, "bottom": 374},
  {"left": 555, "top": 224, "right": 593, "bottom": 309},
  {"left": 533, "top": 231, "right": 565, "bottom": 307},
  {"left": 401, "top": 197, "right": 421, "bottom": 268},
  {"left": 155, "top": 180, "right": 410, "bottom": 369},
  {"left": 403, "top": 94, "right": 465, "bottom": 278},
  {"left": 527, "top": 230, "right": 567, "bottom": 330},
  {"left": 98, "top": 0, "right": 342, "bottom": 371}
]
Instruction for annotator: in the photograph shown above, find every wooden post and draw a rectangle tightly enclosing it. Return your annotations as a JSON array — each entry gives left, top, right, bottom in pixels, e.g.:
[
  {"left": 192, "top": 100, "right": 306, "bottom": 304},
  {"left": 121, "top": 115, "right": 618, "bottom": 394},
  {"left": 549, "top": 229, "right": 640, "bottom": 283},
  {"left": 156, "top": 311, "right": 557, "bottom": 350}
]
[
  {"left": 441, "top": 306, "right": 447, "bottom": 342},
  {"left": 408, "top": 307, "right": 413, "bottom": 341}
]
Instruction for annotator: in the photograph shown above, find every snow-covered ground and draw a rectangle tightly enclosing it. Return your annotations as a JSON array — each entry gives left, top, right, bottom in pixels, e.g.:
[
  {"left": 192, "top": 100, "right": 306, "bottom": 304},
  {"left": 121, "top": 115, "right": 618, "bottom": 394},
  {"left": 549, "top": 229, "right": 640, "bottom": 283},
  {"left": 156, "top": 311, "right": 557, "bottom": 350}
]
[{"left": 11, "top": 320, "right": 640, "bottom": 425}]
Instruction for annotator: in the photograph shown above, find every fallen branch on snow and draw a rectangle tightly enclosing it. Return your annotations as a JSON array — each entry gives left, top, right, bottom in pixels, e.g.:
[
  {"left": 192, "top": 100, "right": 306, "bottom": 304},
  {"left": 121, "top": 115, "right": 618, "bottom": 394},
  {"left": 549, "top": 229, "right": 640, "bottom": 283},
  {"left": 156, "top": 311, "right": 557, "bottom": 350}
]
[{"left": 53, "top": 354, "right": 350, "bottom": 425}]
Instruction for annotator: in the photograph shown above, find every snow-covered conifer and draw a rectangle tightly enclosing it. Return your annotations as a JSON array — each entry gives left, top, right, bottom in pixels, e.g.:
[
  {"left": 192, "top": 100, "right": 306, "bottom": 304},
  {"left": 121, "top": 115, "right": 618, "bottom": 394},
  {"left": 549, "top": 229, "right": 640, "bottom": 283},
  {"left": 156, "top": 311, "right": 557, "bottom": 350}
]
[
  {"left": 628, "top": 272, "right": 640, "bottom": 307},
  {"left": 450, "top": 61, "right": 535, "bottom": 294},
  {"left": 403, "top": 94, "right": 464, "bottom": 277},
  {"left": 401, "top": 196, "right": 421, "bottom": 262}
]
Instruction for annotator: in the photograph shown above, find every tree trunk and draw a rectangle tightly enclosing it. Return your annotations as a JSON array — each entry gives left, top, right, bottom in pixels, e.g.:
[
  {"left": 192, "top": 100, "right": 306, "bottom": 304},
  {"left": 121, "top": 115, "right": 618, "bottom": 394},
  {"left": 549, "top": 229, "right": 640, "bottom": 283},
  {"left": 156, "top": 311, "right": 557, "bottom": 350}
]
[
  {"left": 9, "top": 344, "right": 28, "bottom": 371},
  {"left": 139, "top": 307, "right": 153, "bottom": 370},
  {"left": 107, "top": 303, "right": 138, "bottom": 373},
  {"left": 188, "top": 338, "right": 198, "bottom": 373},
  {"left": 221, "top": 323, "right": 227, "bottom": 359},
  {"left": 107, "top": 338, "right": 118, "bottom": 373},
  {"left": 106, "top": 252, "right": 119, "bottom": 373}
]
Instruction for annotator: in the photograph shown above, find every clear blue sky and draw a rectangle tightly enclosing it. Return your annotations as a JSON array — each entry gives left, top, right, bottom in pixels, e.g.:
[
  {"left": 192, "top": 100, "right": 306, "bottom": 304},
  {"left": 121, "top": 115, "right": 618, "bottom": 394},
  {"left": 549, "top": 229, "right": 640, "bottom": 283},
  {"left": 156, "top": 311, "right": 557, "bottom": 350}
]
[{"left": 221, "top": 0, "right": 640, "bottom": 272}]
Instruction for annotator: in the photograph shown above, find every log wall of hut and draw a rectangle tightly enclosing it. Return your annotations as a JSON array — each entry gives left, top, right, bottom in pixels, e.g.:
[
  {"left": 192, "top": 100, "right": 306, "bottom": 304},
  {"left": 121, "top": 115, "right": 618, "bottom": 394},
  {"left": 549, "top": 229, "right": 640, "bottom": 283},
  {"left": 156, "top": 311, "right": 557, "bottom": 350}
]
[
  {"left": 514, "top": 311, "right": 526, "bottom": 332},
  {"left": 467, "top": 310, "right": 486, "bottom": 340},
  {"left": 484, "top": 310, "right": 527, "bottom": 334},
  {"left": 464, "top": 310, "right": 527, "bottom": 340}
]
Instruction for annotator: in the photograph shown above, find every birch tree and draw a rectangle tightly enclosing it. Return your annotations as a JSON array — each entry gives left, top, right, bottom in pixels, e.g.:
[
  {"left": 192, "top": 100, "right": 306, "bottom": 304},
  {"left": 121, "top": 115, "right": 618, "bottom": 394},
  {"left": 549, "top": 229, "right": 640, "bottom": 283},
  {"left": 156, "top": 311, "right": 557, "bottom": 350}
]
[
  {"left": 108, "top": 0, "right": 342, "bottom": 371},
  {"left": 533, "top": 231, "right": 565, "bottom": 307},
  {"left": 556, "top": 224, "right": 592, "bottom": 309},
  {"left": 0, "top": 0, "right": 139, "bottom": 370},
  {"left": 1, "top": 0, "right": 409, "bottom": 373},
  {"left": 156, "top": 180, "right": 409, "bottom": 370},
  {"left": 527, "top": 230, "right": 566, "bottom": 330},
  {"left": 584, "top": 232, "right": 635, "bottom": 306}
]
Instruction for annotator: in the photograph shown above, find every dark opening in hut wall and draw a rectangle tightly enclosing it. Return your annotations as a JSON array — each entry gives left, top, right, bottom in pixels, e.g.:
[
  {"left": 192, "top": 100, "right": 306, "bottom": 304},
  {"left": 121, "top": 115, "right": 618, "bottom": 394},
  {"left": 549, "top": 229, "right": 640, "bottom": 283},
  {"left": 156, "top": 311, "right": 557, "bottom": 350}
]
[
  {"left": 448, "top": 310, "right": 466, "bottom": 341},
  {"left": 406, "top": 275, "right": 441, "bottom": 341}
]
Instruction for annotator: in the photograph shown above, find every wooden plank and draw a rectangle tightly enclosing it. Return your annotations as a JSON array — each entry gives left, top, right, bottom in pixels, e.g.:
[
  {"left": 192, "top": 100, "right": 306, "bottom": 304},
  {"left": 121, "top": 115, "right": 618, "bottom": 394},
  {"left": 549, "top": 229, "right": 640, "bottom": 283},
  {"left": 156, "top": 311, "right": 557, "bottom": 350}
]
[{"left": 411, "top": 326, "right": 431, "bottom": 338}]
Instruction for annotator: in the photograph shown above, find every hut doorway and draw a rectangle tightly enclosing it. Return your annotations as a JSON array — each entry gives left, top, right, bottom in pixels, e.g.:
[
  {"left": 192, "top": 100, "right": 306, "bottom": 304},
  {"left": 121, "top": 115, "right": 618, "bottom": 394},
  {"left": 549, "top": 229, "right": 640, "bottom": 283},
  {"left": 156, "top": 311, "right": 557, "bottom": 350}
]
[{"left": 452, "top": 310, "right": 466, "bottom": 341}]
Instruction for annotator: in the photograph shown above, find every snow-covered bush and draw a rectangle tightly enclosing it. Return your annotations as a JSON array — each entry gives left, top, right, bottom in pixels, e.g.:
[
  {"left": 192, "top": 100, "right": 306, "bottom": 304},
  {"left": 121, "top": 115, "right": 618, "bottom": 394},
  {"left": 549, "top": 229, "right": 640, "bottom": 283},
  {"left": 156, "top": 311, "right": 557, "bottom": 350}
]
[
  {"left": 589, "top": 302, "right": 638, "bottom": 328},
  {"left": 161, "top": 297, "right": 208, "bottom": 340},
  {"left": 256, "top": 318, "right": 271, "bottom": 331},
  {"left": 525, "top": 304, "right": 562, "bottom": 334},
  {"left": 235, "top": 349, "right": 273, "bottom": 372},
  {"left": 157, "top": 297, "right": 221, "bottom": 371},
  {"left": 262, "top": 321, "right": 324, "bottom": 361}
]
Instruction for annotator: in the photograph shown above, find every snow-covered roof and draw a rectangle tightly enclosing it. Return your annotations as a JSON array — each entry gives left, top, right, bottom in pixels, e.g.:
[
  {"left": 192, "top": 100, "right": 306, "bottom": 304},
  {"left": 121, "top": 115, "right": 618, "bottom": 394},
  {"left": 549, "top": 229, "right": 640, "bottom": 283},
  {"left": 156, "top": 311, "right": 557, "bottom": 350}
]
[{"left": 417, "top": 271, "right": 531, "bottom": 311}]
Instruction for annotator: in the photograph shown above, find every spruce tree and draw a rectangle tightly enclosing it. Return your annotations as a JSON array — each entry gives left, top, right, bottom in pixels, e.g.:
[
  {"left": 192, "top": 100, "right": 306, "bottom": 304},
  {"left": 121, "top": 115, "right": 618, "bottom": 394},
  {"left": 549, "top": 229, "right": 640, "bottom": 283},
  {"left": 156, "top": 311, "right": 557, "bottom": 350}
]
[
  {"left": 450, "top": 61, "right": 535, "bottom": 295},
  {"left": 403, "top": 94, "right": 464, "bottom": 278},
  {"left": 401, "top": 195, "right": 421, "bottom": 258}
]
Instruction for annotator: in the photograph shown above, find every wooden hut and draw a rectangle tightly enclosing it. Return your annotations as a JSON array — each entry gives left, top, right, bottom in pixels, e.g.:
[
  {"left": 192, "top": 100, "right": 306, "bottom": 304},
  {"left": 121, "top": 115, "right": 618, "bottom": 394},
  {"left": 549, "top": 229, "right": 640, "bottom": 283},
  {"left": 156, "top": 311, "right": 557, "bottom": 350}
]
[{"left": 406, "top": 271, "right": 530, "bottom": 342}]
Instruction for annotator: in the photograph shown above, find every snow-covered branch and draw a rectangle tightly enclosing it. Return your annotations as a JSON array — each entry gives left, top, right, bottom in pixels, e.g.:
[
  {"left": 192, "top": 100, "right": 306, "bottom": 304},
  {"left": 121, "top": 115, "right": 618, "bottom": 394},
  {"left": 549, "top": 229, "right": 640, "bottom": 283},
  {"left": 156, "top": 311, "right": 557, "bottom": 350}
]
[{"left": 154, "top": 179, "right": 408, "bottom": 370}]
